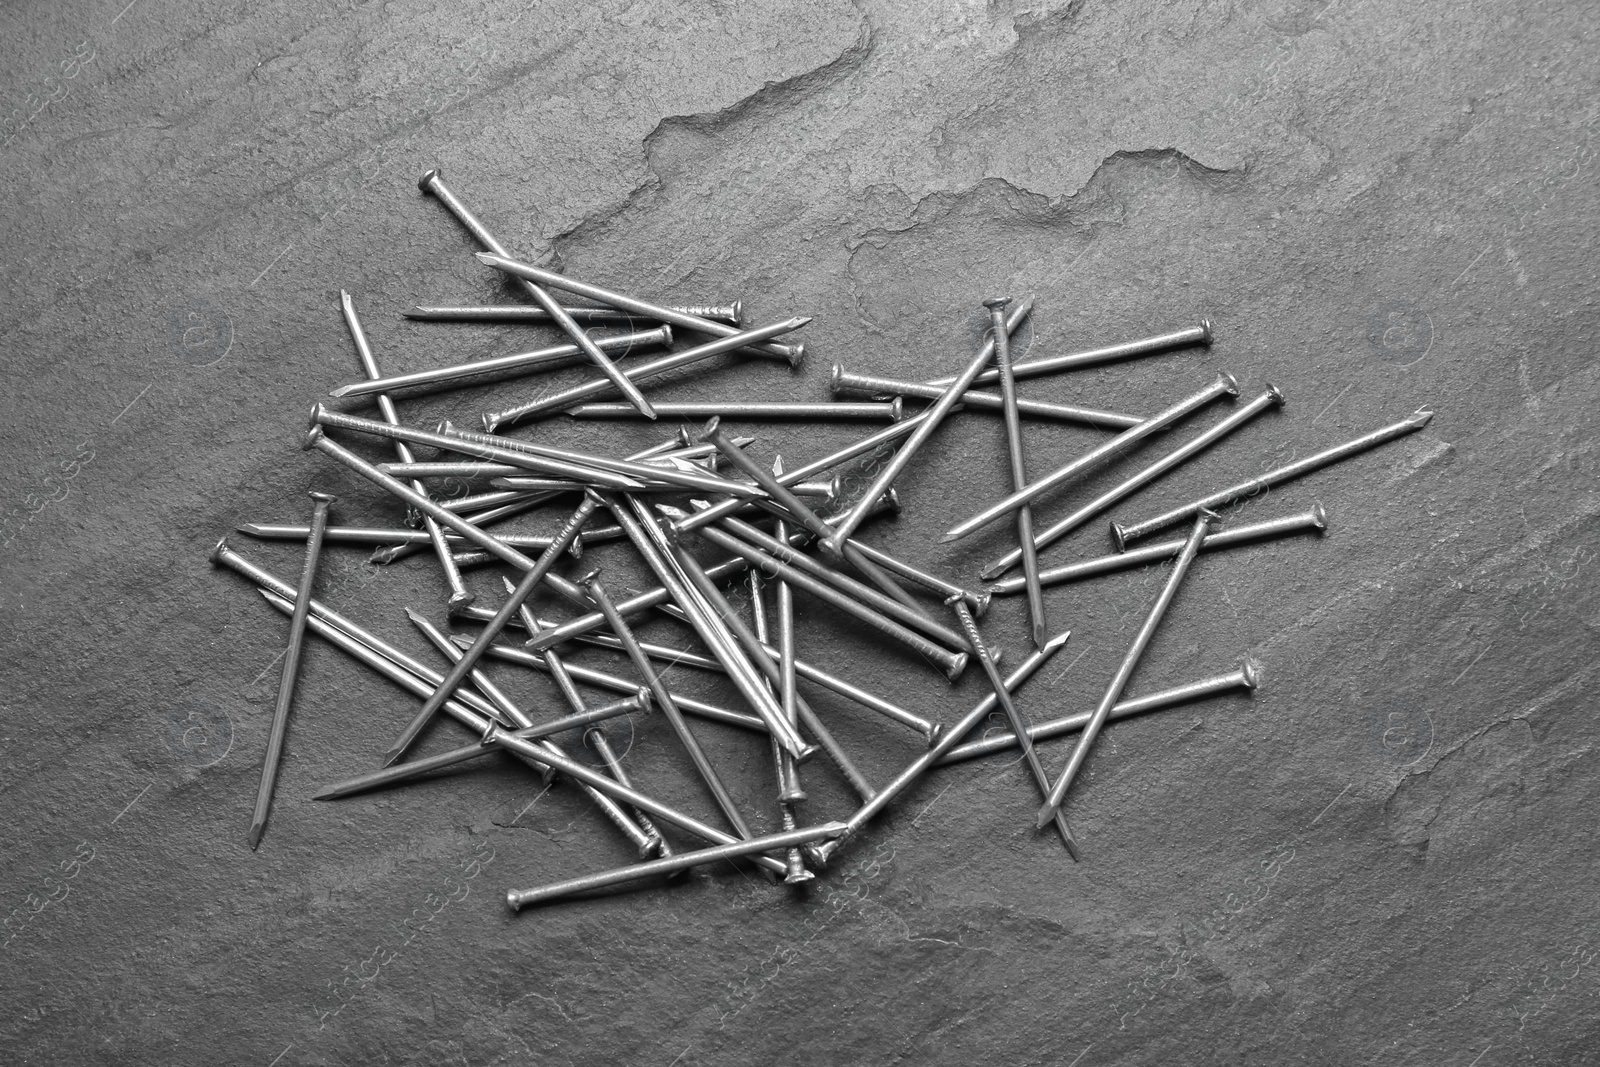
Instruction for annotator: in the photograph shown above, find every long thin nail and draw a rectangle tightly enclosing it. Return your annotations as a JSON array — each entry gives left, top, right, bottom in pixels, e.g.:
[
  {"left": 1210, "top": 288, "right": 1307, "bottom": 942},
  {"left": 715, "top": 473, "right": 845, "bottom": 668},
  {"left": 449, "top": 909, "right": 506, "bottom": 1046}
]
[
  {"left": 329, "top": 327, "right": 670, "bottom": 401},
  {"left": 747, "top": 569, "right": 804, "bottom": 804},
  {"left": 433, "top": 418, "right": 765, "bottom": 499},
  {"left": 581, "top": 568, "right": 762, "bottom": 844},
  {"left": 309, "top": 692, "right": 648, "bottom": 800},
  {"left": 693, "top": 508, "right": 975, "bottom": 671},
  {"left": 310, "top": 407, "right": 645, "bottom": 491},
  {"left": 480, "top": 316, "right": 810, "bottom": 430},
  {"left": 985, "top": 297, "right": 1047, "bottom": 649},
  {"left": 927, "top": 320, "right": 1213, "bottom": 388},
  {"left": 987, "top": 506, "right": 1328, "bottom": 593},
  {"left": 935, "top": 662, "right": 1259, "bottom": 766},
  {"left": 809, "top": 630, "right": 1070, "bottom": 867},
  {"left": 469, "top": 638, "right": 765, "bottom": 733},
  {"left": 286, "top": 584, "right": 782, "bottom": 872},
  {"left": 831, "top": 367, "right": 1142, "bottom": 429},
  {"left": 248, "top": 491, "right": 336, "bottom": 850},
  {"left": 1112, "top": 408, "right": 1433, "bottom": 547},
  {"left": 609, "top": 495, "right": 815, "bottom": 760},
  {"left": 823, "top": 298, "right": 1035, "bottom": 557},
  {"left": 1036, "top": 511, "right": 1217, "bottom": 831},
  {"left": 941, "top": 372, "right": 1239, "bottom": 543},
  {"left": 950, "top": 596, "right": 1077, "bottom": 855},
  {"left": 474, "top": 250, "right": 801, "bottom": 365},
  {"left": 565, "top": 400, "right": 903, "bottom": 421},
  {"left": 699, "top": 416, "right": 932, "bottom": 616},
  {"left": 505, "top": 821, "right": 847, "bottom": 910},
  {"left": 405, "top": 303, "right": 741, "bottom": 325},
  {"left": 340, "top": 291, "right": 474, "bottom": 611},
  {"left": 406, "top": 603, "right": 657, "bottom": 855},
  {"left": 417, "top": 168, "right": 660, "bottom": 418},
  {"left": 382, "top": 495, "right": 598, "bottom": 765},
  {"left": 682, "top": 511, "right": 970, "bottom": 680},
  {"left": 981, "top": 385, "right": 1286, "bottom": 579}
]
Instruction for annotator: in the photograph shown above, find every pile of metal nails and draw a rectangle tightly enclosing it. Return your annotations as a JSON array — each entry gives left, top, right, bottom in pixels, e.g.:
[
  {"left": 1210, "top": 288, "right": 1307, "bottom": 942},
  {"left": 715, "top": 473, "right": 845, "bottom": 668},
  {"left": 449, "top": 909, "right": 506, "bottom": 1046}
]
[{"left": 213, "top": 167, "right": 1434, "bottom": 910}]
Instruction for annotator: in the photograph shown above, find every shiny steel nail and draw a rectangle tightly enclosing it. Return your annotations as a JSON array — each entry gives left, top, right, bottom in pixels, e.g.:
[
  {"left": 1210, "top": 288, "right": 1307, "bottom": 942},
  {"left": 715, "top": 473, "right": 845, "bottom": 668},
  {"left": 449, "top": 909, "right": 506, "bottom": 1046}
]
[
  {"left": 505, "top": 821, "right": 847, "bottom": 910},
  {"left": 951, "top": 595, "right": 1077, "bottom": 854},
  {"left": 941, "top": 372, "right": 1239, "bottom": 543},
  {"left": 407, "top": 604, "right": 657, "bottom": 854},
  {"left": 982, "top": 385, "right": 1286, "bottom": 579},
  {"left": 382, "top": 495, "right": 599, "bottom": 765},
  {"left": 822, "top": 298, "right": 1035, "bottom": 558},
  {"left": 748, "top": 569, "right": 805, "bottom": 805},
  {"left": 468, "top": 638, "right": 765, "bottom": 734},
  {"left": 808, "top": 630, "right": 1070, "bottom": 867},
  {"left": 661, "top": 529, "right": 878, "bottom": 803},
  {"left": 474, "top": 250, "right": 801, "bottom": 365},
  {"left": 608, "top": 496, "right": 813, "bottom": 760},
  {"left": 682, "top": 512, "right": 970, "bottom": 680},
  {"left": 831, "top": 367, "right": 1142, "bottom": 430},
  {"left": 481, "top": 316, "right": 810, "bottom": 430},
  {"left": 1036, "top": 511, "right": 1217, "bottom": 829},
  {"left": 699, "top": 417, "right": 931, "bottom": 618},
  {"left": 1111, "top": 409, "right": 1433, "bottom": 547},
  {"left": 936, "top": 662, "right": 1259, "bottom": 766},
  {"left": 309, "top": 692, "right": 648, "bottom": 800},
  {"left": 329, "top": 327, "right": 670, "bottom": 401},
  {"left": 405, "top": 303, "right": 741, "bottom": 325},
  {"left": 582, "top": 568, "right": 764, "bottom": 844},
  {"left": 698, "top": 508, "right": 977, "bottom": 667},
  {"left": 291, "top": 587, "right": 783, "bottom": 872},
  {"left": 566, "top": 400, "right": 903, "bottom": 421},
  {"left": 432, "top": 418, "right": 765, "bottom": 499},
  {"left": 986, "top": 296, "right": 1048, "bottom": 649},
  {"left": 339, "top": 291, "right": 473, "bottom": 610},
  {"left": 987, "top": 506, "right": 1328, "bottom": 593},
  {"left": 417, "top": 169, "right": 659, "bottom": 418},
  {"left": 248, "top": 491, "right": 335, "bottom": 850},
  {"left": 929, "top": 320, "right": 1214, "bottom": 388}
]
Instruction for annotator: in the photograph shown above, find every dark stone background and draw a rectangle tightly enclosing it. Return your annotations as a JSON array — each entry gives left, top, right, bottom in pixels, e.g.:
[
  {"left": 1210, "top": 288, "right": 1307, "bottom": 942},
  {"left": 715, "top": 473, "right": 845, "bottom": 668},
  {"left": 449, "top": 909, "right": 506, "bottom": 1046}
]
[{"left": 2, "top": 1, "right": 1596, "bottom": 1063}]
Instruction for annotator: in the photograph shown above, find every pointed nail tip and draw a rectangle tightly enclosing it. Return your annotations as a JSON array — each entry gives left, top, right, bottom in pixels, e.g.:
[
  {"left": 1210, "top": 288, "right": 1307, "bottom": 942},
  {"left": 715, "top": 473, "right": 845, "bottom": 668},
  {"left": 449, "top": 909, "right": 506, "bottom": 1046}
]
[
  {"left": 381, "top": 747, "right": 406, "bottom": 768},
  {"left": 247, "top": 825, "right": 264, "bottom": 850}
]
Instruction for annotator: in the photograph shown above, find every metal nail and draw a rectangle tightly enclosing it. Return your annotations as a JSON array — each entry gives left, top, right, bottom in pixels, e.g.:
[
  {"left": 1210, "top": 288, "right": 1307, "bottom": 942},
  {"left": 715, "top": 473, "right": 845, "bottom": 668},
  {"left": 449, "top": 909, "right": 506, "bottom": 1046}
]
[
  {"left": 682, "top": 511, "right": 970, "bottom": 679},
  {"left": 339, "top": 291, "right": 474, "bottom": 611},
  {"left": 309, "top": 692, "right": 648, "bottom": 800},
  {"left": 474, "top": 250, "right": 802, "bottom": 365},
  {"left": 928, "top": 320, "right": 1214, "bottom": 388},
  {"left": 831, "top": 367, "right": 1142, "bottom": 429},
  {"left": 941, "top": 372, "right": 1240, "bottom": 543},
  {"left": 748, "top": 569, "right": 805, "bottom": 805},
  {"left": 699, "top": 416, "right": 932, "bottom": 619},
  {"left": 1111, "top": 409, "right": 1433, "bottom": 547},
  {"left": 580, "top": 567, "right": 763, "bottom": 843},
  {"left": 1036, "top": 511, "right": 1218, "bottom": 830},
  {"left": 692, "top": 507, "right": 978, "bottom": 671},
  {"left": 417, "top": 168, "right": 660, "bottom": 418},
  {"left": 480, "top": 316, "right": 810, "bottom": 430},
  {"left": 808, "top": 630, "right": 1070, "bottom": 867},
  {"left": 606, "top": 495, "right": 813, "bottom": 760},
  {"left": 986, "top": 296, "right": 1048, "bottom": 649},
  {"left": 936, "top": 662, "right": 1259, "bottom": 766},
  {"left": 505, "top": 821, "right": 847, "bottom": 910},
  {"left": 987, "top": 506, "right": 1328, "bottom": 593},
  {"left": 565, "top": 400, "right": 903, "bottom": 421},
  {"left": 382, "top": 495, "right": 599, "bottom": 766},
  {"left": 432, "top": 418, "right": 766, "bottom": 499},
  {"left": 248, "top": 491, "right": 335, "bottom": 850},
  {"left": 329, "top": 327, "right": 670, "bottom": 401},
  {"left": 406, "top": 603, "right": 657, "bottom": 855},
  {"left": 821, "top": 297, "right": 1034, "bottom": 558},
  {"left": 660, "top": 529, "right": 878, "bottom": 803},
  {"left": 981, "top": 385, "right": 1286, "bottom": 579},
  {"left": 950, "top": 595, "right": 1077, "bottom": 854},
  {"left": 405, "top": 303, "right": 742, "bottom": 325}
]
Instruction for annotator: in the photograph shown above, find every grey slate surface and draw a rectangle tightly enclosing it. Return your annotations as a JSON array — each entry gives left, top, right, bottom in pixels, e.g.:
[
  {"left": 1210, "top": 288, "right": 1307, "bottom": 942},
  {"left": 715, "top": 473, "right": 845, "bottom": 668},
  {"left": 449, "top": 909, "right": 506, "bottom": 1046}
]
[{"left": 2, "top": 1, "right": 1597, "bottom": 1063}]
